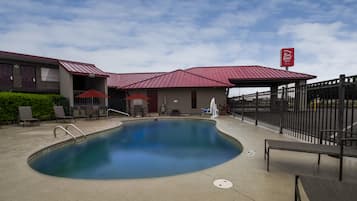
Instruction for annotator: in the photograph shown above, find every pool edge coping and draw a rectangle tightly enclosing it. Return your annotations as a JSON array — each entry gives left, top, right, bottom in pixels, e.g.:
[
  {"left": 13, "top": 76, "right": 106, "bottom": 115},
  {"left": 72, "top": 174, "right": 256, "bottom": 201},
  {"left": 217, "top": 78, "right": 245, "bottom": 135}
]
[{"left": 26, "top": 116, "right": 244, "bottom": 181}]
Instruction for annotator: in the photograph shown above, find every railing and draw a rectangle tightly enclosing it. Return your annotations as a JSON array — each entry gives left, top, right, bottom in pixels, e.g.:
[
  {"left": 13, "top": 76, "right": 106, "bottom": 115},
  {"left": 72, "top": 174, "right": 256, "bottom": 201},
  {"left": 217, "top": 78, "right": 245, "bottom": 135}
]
[
  {"left": 73, "top": 90, "right": 103, "bottom": 106},
  {"left": 64, "top": 124, "right": 86, "bottom": 138},
  {"left": 53, "top": 124, "right": 86, "bottom": 141},
  {"left": 229, "top": 74, "right": 357, "bottom": 147},
  {"left": 53, "top": 126, "right": 77, "bottom": 141},
  {"left": 107, "top": 108, "right": 130, "bottom": 117}
]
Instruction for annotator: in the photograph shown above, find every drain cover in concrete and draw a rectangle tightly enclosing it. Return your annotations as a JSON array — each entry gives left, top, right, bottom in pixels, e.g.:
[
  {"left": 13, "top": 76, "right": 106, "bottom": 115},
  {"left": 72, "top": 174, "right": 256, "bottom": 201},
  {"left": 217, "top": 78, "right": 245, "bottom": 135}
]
[
  {"left": 247, "top": 150, "right": 256, "bottom": 157},
  {"left": 213, "top": 179, "right": 233, "bottom": 189}
]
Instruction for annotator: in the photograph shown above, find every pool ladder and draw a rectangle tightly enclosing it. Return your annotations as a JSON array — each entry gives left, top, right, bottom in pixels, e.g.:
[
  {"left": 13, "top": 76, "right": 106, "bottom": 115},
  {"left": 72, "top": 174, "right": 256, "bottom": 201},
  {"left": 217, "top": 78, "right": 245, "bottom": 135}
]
[
  {"left": 107, "top": 108, "right": 130, "bottom": 117},
  {"left": 53, "top": 124, "right": 86, "bottom": 142}
]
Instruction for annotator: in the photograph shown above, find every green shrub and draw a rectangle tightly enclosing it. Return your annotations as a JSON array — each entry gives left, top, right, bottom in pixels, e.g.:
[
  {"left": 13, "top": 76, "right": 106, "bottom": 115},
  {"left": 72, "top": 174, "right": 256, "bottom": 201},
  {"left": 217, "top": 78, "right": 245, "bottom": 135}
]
[{"left": 0, "top": 92, "right": 69, "bottom": 122}]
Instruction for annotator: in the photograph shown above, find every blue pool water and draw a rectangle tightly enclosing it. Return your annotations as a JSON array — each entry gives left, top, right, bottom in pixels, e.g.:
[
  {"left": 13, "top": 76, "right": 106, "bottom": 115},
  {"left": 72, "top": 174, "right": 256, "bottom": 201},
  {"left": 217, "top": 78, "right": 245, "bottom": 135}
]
[{"left": 29, "top": 119, "right": 242, "bottom": 179}]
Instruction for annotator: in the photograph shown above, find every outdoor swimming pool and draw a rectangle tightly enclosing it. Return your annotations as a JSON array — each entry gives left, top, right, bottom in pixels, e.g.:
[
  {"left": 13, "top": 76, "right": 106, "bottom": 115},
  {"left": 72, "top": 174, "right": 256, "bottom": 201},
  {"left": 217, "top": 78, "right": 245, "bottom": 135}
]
[{"left": 29, "top": 119, "right": 242, "bottom": 179}]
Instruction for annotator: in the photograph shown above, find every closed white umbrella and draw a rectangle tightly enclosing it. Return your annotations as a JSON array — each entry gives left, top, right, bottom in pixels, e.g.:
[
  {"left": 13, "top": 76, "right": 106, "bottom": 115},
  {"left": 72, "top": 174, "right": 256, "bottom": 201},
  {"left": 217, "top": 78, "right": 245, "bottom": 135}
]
[
  {"left": 210, "top": 97, "right": 218, "bottom": 119},
  {"left": 210, "top": 97, "right": 215, "bottom": 113}
]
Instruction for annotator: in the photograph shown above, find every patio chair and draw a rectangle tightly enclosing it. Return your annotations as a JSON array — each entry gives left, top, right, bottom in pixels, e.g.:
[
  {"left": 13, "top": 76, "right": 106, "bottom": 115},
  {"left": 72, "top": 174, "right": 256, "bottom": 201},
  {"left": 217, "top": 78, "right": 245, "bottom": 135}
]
[
  {"left": 72, "top": 106, "right": 80, "bottom": 118},
  {"left": 200, "top": 108, "right": 210, "bottom": 116},
  {"left": 86, "top": 105, "right": 99, "bottom": 119},
  {"left": 53, "top": 106, "right": 74, "bottom": 122},
  {"left": 18, "top": 106, "right": 39, "bottom": 127},
  {"left": 133, "top": 105, "right": 144, "bottom": 117},
  {"left": 294, "top": 174, "right": 357, "bottom": 201},
  {"left": 264, "top": 130, "right": 357, "bottom": 180},
  {"left": 72, "top": 106, "right": 87, "bottom": 118},
  {"left": 98, "top": 106, "right": 107, "bottom": 118}
]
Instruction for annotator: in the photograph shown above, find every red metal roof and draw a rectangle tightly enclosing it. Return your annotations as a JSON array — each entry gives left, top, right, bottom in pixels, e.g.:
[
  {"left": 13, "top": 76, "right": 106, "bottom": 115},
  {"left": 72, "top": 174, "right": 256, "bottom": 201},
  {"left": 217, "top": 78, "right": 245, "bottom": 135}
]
[
  {"left": 0, "top": 50, "right": 108, "bottom": 78},
  {"left": 107, "top": 72, "right": 164, "bottom": 88},
  {"left": 123, "top": 69, "right": 232, "bottom": 89},
  {"left": 186, "top": 66, "right": 316, "bottom": 83},
  {"left": 59, "top": 60, "right": 108, "bottom": 77},
  {"left": 0, "top": 50, "right": 58, "bottom": 64},
  {"left": 110, "top": 66, "right": 316, "bottom": 89},
  {"left": 1, "top": 51, "right": 316, "bottom": 88}
]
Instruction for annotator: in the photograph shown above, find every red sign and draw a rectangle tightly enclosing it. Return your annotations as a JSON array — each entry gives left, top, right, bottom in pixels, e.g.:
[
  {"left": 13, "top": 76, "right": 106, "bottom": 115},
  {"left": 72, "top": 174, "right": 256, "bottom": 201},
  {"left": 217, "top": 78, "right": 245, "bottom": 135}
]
[{"left": 280, "top": 48, "right": 294, "bottom": 67}]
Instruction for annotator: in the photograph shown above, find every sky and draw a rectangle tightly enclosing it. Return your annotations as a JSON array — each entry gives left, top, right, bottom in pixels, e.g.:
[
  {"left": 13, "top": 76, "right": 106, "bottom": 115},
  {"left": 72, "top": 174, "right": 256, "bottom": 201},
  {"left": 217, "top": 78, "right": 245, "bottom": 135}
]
[{"left": 0, "top": 0, "right": 356, "bottom": 88}]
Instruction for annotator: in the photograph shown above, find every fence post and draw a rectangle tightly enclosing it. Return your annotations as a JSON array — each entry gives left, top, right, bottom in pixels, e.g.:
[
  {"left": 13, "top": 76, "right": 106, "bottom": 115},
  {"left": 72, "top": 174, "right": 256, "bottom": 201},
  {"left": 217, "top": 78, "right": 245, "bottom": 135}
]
[
  {"left": 242, "top": 95, "right": 245, "bottom": 121},
  {"left": 255, "top": 91, "right": 258, "bottom": 126},
  {"left": 338, "top": 75, "right": 346, "bottom": 141},
  {"left": 280, "top": 87, "right": 285, "bottom": 134},
  {"left": 338, "top": 74, "right": 345, "bottom": 181}
]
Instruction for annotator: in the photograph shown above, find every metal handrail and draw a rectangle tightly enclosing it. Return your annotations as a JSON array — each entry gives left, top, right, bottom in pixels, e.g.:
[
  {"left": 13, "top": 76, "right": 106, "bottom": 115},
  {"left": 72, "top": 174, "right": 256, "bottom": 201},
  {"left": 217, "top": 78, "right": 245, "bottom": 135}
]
[
  {"left": 64, "top": 124, "right": 86, "bottom": 138},
  {"left": 107, "top": 108, "right": 130, "bottom": 117},
  {"left": 53, "top": 126, "right": 77, "bottom": 141}
]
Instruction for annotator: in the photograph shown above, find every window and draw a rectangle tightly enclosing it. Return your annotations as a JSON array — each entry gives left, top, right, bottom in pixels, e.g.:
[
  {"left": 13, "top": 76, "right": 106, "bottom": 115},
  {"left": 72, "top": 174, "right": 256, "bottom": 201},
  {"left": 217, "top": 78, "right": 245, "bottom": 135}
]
[
  {"left": 191, "top": 90, "right": 197, "bottom": 109},
  {"left": 41, "top": 68, "right": 59, "bottom": 82}
]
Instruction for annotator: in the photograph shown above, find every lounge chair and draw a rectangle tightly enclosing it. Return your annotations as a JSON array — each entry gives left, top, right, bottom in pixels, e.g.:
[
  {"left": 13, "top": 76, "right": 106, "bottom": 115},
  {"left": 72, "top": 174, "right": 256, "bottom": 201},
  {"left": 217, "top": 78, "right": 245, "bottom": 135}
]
[
  {"left": 264, "top": 130, "right": 357, "bottom": 180},
  {"left": 18, "top": 106, "right": 39, "bottom": 127},
  {"left": 53, "top": 106, "right": 74, "bottom": 122},
  {"left": 72, "top": 106, "right": 80, "bottom": 118},
  {"left": 98, "top": 106, "right": 107, "bottom": 118},
  {"left": 201, "top": 108, "right": 210, "bottom": 116},
  {"left": 295, "top": 174, "right": 357, "bottom": 201},
  {"left": 86, "top": 105, "right": 99, "bottom": 119},
  {"left": 72, "top": 106, "right": 87, "bottom": 118},
  {"left": 201, "top": 108, "right": 219, "bottom": 116}
]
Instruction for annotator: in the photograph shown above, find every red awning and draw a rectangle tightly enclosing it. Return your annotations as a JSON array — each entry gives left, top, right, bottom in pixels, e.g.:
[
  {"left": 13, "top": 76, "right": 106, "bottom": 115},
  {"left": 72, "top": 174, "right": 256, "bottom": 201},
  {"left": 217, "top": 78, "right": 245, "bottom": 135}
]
[
  {"left": 126, "top": 93, "right": 149, "bottom": 100},
  {"left": 76, "top": 89, "right": 109, "bottom": 98}
]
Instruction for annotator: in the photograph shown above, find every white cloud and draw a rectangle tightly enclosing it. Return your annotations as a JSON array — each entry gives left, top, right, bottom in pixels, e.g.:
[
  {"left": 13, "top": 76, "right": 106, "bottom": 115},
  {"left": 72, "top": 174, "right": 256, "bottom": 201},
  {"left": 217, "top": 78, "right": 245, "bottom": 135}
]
[
  {"left": 279, "top": 22, "right": 357, "bottom": 81},
  {"left": 0, "top": 1, "right": 251, "bottom": 73},
  {"left": 0, "top": 0, "right": 356, "bottom": 85}
]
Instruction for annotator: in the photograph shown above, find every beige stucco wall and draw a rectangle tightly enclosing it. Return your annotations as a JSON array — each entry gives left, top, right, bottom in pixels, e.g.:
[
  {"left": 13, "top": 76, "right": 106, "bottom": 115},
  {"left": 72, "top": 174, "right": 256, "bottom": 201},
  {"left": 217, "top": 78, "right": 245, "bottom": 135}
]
[
  {"left": 158, "top": 88, "right": 227, "bottom": 114},
  {"left": 59, "top": 67, "right": 74, "bottom": 106},
  {"left": 295, "top": 80, "right": 307, "bottom": 111},
  {"left": 104, "top": 78, "right": 108, "bottom": 106},
  {"left": 126, "top": 87, "right": 227, "bottom": 115}
]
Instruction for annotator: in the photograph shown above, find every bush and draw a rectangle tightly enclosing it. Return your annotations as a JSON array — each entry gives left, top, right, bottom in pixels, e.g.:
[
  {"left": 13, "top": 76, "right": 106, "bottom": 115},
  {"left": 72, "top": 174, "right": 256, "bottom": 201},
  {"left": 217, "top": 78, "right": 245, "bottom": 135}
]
[{"left": 0, "top": 92, "right": 69, "bottom": 122}]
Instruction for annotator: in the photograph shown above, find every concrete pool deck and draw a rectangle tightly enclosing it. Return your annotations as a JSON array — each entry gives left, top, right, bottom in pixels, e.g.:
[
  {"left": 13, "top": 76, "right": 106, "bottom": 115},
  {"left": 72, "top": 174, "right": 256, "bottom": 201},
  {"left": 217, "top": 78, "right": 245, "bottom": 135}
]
[{"left": 0, "top": 116, "right": 356, "bottom": 201}]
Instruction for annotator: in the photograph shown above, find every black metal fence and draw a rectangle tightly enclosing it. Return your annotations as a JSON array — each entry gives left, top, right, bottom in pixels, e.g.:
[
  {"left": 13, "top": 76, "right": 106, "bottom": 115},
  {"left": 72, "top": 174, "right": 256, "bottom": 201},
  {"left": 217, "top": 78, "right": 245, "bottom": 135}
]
[{"left": 228, "top": 74, "right": 357, "bottom": 146}]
